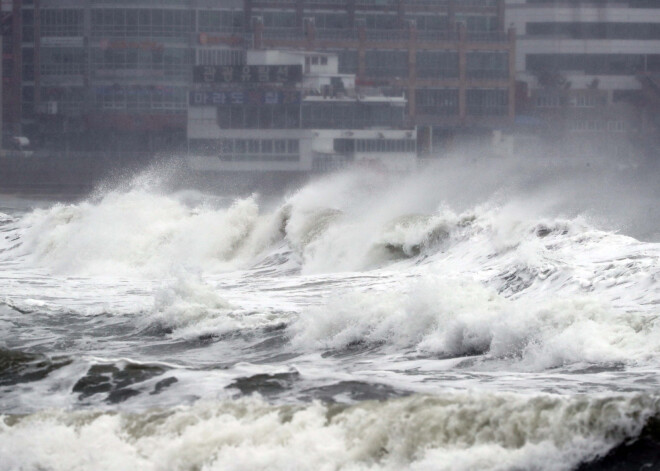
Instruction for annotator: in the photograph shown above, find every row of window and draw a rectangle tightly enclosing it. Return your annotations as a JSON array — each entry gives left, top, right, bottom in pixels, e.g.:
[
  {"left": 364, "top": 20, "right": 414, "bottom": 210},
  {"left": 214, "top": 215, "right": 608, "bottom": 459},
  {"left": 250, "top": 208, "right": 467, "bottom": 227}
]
[
  {"left": 36, "top": 45, "right": 240, "bottom": 77},
  {"left": 27, "top": 8, "right": 499, "bottom": 42},
  {"left": 527, "top": 22, "right": 660, "bottom": 40},
  {"left": 415, "top": 89, "right": 508, "bottom": 116},
  {"left": 466, "top": 89, "right": 508, "bottom": 116},
  {"left": 91, "top": 9, "right": 194, "bottom": 38},
  {"left": 212, "top": 102, "right": 406, "bottom": 130},
  {"left": 573, "top": 120, "right": 627, "bottom": 132},
  {"left": 333, "top": 138, "right": 416, "bottom": 153},
  {"left": 26, "top": 46, "right": 194, "bottom": 78},
  {"left": 301, "top": 102, "right": 405, "bottom": 129},
  {"left": 527, "top": 54, "right": 660, "bottom": 75},
  {"left": 190, "top": 138, "right": 300, "bottom": 156},
  {"left": 526, "top": 0, "right": 658, "bottom": 7},
  {"left": 197, "top": 49, "right": 246, "bottom": 67},
  {"left": 91, "top": 47, "right": 192, "bottom": 79},
  {"left": 216, "top": 105, "right": 301, "bottom": 129},
  {"left": 416, "top": 89, "right": 459, "bottom": 115},
  {"left": 218, "top": 154, "right": 300, "bottom": 162},
  {"left": 535, "top": 94, "right": 608, "bottom": 108},
  {"left": 41, "top": 9, "right": 84, "bottom": 37},
  {"left": 95, "top": 86, "right": 187, "bottom": 111},
  {"left": 363, "top": 50, "right": 508, "bottom": 79}
]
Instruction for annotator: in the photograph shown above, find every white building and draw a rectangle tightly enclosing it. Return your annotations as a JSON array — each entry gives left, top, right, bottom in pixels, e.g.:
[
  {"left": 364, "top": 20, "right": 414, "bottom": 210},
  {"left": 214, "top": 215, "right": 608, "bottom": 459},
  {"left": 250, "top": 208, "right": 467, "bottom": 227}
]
[
  {"left": 187, "top": 49, "right": 416, "bottom": 174},
  {"left": 507, "top": 0, "right": 660, "bottom": 93},
  {"left": 505, "top": 0, "right": 660, "bottom": 153}
]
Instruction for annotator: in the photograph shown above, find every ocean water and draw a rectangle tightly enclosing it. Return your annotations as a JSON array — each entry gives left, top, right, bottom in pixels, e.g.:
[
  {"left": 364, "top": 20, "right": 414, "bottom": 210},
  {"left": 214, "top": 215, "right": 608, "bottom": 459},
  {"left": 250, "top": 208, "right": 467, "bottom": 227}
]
[{"left": 1, "top": 159, "right": 660, "bottom": 471}]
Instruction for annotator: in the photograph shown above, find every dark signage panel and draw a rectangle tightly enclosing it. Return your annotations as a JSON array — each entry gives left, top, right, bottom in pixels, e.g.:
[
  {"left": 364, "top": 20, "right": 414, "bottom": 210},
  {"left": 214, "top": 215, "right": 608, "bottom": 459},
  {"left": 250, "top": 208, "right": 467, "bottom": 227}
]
[
  {"left": 189, "top": 90, "right": 302, "bottom": 106},
  {"left": 193, "top": 65, "right": 303, "bottom": 84}
]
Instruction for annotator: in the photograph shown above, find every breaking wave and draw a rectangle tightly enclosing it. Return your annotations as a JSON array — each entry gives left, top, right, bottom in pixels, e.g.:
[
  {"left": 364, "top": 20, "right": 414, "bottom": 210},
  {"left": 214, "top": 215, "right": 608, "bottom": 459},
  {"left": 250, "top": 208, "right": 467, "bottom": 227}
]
[
  {"left": 290, "top": 276, "right": 660, "bottom": 370},
  {"left": 1, "top": 392, "right": 659, "bottom": 471},
  {"left": 3, "top": 170, "right": 658, "bottom": 280}
]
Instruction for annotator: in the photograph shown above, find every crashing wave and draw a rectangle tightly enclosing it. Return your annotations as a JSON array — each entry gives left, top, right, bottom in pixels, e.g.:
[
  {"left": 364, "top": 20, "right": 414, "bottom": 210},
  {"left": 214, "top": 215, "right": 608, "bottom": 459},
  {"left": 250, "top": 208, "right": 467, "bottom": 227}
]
[
  {"left": 289, "top": 276, "right": 660, "bottom": 370},
  {"left": 1, "top": 393, "right": 658, "bottom": 471}
]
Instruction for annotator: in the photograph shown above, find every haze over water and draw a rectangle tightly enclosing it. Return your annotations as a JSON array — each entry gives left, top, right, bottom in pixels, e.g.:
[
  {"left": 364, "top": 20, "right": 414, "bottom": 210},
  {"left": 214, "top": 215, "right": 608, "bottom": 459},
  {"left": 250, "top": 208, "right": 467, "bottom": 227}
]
[{"left": 1, "top": 155, "right": 660, "bottom": 470}]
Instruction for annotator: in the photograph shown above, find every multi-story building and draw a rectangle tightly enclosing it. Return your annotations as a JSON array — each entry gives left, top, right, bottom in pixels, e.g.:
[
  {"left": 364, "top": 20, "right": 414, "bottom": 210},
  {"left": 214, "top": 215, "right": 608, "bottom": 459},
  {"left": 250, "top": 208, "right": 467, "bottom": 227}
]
[
  {"left": 3, "top": 0, "right": 515, "bottom": 161},
  {"left": 247, "top": 0, "right": 516, "bottom": 152},
  {"left": 506, "top": 0, "right": 660, "bottom": 155},
  {"left": 188, "top": 49, "right": 417, "bottom": 173},
  {"left": 1, "top": 0, "right": 18, "bottom": 142}
]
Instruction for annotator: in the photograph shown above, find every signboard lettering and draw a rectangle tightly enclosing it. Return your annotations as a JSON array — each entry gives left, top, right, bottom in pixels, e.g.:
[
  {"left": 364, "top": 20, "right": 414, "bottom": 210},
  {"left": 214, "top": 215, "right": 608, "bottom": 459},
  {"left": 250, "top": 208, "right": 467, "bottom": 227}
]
[{"left": 193, "top": 65, "right": 303, "bottom": 84}]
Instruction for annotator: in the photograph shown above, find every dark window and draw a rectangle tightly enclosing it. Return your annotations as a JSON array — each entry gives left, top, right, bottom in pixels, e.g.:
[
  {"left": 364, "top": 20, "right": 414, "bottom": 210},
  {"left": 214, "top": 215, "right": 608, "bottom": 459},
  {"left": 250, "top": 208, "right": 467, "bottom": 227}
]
[{"left": 417, "top": 51, "right": 459, "bottom": 79}]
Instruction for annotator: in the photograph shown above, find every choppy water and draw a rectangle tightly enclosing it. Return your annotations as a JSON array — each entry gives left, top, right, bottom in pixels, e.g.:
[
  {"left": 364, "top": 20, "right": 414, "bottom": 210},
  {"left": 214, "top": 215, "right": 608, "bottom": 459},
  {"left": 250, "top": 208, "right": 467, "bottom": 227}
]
[{"left": 1, "top": 161, "right": 660, "bottom": 470}]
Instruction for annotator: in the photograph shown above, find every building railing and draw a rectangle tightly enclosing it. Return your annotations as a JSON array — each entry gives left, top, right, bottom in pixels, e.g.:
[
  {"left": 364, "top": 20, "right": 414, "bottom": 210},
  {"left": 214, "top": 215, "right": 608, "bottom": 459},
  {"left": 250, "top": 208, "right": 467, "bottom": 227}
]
[
  {"left": 404, "top": 0, "right": 450, "bottom": 6},
  {"left": 417, "top": 30, "right": 459, "bottom": 41},
  {"left": 364, "top": 29, "right": 410, "bottom": 41},
  {"left": 262, "top": 28, "right": 304, "bottom": 40},
  {"left": 259, "top": 27, "right": 509, "bottom": 45},
  {"left": 466, "top": 31, "right": 509, "bottom": 42},
  {"left": 315, "top": 29, "right": 359, "bottom": 40}
]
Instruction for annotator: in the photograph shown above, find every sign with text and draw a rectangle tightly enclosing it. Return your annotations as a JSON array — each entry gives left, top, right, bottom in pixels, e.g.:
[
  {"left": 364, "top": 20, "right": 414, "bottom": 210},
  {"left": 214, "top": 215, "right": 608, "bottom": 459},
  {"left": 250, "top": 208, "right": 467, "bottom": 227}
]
[
  {"left": 193, "top": 65, "right": 302, "bottom": 84},
  {"left": 189, "top": 90, "right": 302, "bottom": 106}
]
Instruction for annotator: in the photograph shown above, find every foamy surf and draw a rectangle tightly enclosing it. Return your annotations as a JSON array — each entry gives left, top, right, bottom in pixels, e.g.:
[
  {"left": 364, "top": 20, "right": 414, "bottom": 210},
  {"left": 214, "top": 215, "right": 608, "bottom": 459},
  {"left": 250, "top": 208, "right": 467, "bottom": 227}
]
[
  {"left": 1, "top": 393, "right": 658, "bottom": 471},
  {"left": 1, "top": 163, "right": 659, "bottom": 470}
]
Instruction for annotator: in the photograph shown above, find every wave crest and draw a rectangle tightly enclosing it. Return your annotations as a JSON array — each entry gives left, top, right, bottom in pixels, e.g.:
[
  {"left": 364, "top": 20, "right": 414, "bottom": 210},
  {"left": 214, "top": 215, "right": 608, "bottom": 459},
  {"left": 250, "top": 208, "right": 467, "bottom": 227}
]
[{"left": 1, "top": 393, "right": 658, "bottom": 471}]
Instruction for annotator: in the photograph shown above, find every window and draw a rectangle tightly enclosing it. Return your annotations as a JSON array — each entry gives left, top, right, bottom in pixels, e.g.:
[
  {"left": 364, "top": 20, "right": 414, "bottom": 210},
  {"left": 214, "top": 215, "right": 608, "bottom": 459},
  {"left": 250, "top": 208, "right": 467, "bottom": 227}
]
[
  {"left": 354, "top": 139, "right": 416, "bottom": 153},
  {"left": 466, "top": 52, "right": 508, "bottom": 79},
  {"left": 365, "top": 50, "right": 408, "bottom": 78},
  {"left": 334, "top": 50, "right": 358, "bottom": 74},
  {"left": 416, "top": 89, "right": 459, "bottom": 116},
  {"left": 261, "top": 140, "right": 273, "bottom": 153},
  {"left": 198, "top": 10, "right": 244, "bottom": 32},
  {"left": 95, "top": 86, "right": 187, "bottom": 112},
  {"left": 41, "top": 48, "right": 86, "bottom": 76},
  {"left": 416, "top": 51, "right": 459, "bottom": 79},
  {"left": 466, "top": 89, "right": 508, "bottom": 116},
  {"left": 41, "top": 9, "right": 84, "bottom": 37},
  {"left": 91, "top": 9, "right": 194, "bottom": 38},
  {"left": 527, "top": 22, "right": 660, "bottom": 40},
  {"left": 527, "top": 54, "right": 645, "bottom": 75}
]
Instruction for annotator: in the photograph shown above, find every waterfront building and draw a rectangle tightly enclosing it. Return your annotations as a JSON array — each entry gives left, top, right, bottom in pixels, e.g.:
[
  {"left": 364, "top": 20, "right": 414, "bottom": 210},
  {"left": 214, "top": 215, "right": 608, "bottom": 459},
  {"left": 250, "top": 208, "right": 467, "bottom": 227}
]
[
  {"left": 506, "top": 0, "right": 660, "bottom": 156},
  {"left": 188, "top": 49, "right": 416, "bottom": 174},
  {"left": 246, "top": 0, "right": 516, "bottom": 154},
  {"left": 1, "top": 0, "right": 515, "bottom": 161}
]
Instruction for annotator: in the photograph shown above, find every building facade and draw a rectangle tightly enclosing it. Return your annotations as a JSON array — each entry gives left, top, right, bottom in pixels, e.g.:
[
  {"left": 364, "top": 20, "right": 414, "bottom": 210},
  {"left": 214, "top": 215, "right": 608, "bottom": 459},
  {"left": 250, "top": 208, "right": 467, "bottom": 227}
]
[
  {"left": 506, "top": 0, "right": 660, "bottom": 155},
  {"left": 188, "top": 50, "right": 417, "bottom": 173},
  {"left": 2, "top": 0, "right": 515, "bottom": 159}
]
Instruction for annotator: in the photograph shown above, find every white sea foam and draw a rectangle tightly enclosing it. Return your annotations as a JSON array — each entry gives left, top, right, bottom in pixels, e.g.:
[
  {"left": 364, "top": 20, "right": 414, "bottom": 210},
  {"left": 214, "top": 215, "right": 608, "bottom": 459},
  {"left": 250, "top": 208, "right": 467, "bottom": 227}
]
[
  {"left": 1, "top": 393, "right": 657, "bottom": 471},
  {"left": 146, "top": 274, "right": 294, "bottom": 339},
  {"left": 7, "top": 190, "right": 270, "bottom": 276},
  {"left": 290, "top": 275, "right": 660, "bottom": 370}
]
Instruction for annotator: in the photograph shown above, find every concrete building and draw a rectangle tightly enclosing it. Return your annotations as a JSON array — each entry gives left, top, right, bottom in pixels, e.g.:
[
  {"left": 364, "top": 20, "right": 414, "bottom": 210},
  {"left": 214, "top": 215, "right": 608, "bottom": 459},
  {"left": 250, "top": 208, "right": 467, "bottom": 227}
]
[
  {"left": 188, "top": 49, "right": 417, "bottom": 174},
  {"left": 506, "top": 0, "right": 660, "bottom": 156},
  {"left": 247, "top": 0, "right": 516, "bottom": 153},
  {"left": 2, "top": 0, "right": 516, "bottom": 160}
]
